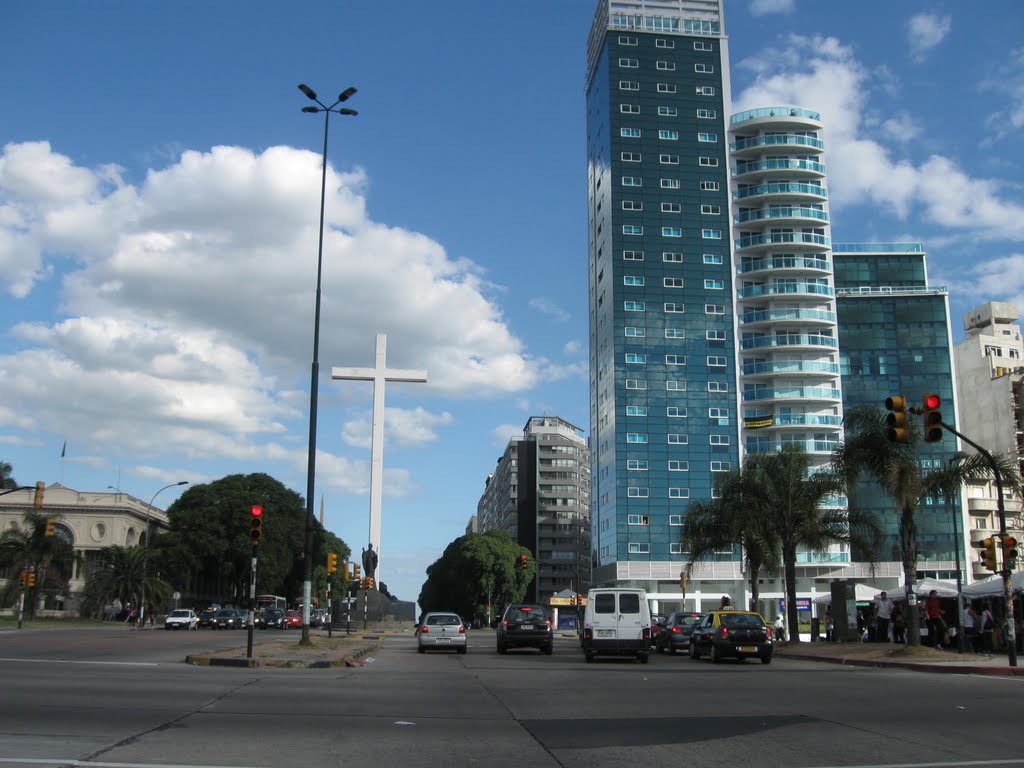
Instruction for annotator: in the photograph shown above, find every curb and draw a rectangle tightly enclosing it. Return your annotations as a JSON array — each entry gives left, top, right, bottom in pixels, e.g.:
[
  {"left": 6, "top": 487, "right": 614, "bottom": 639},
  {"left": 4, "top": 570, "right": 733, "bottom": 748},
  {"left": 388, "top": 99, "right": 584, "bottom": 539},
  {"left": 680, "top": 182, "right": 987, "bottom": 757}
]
[
  {"left": 779, "top": 652, "right": 1024, "bottom": 676},
  {"left": 185, "top": 642, "right": 377, "bottom": 669}
]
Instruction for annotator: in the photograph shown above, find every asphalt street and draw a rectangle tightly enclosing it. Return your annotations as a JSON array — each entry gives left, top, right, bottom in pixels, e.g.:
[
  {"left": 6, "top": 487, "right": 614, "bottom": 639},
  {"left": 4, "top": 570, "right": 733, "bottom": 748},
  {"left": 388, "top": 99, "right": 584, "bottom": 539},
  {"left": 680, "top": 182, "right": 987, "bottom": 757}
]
[{"left": 0, "top": 627, "right": 1022, "bottom": 768}]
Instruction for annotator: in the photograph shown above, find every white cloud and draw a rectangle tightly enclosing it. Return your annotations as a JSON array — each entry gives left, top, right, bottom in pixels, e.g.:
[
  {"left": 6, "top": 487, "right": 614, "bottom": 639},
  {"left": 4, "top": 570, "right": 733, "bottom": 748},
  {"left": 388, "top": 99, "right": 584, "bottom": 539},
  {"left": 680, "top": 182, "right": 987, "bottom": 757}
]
[
  {"left": 564, "top": 339, "right": 582, "bottom": 355},
  {"left": 340, "top": 406, "right": 454, "bottom": 449},
  {"left": 950, "top": 253, "right": 1024, "bottom": 312},
  {"left": 491, "top": 423, "right": 523, "bottom": 447},
  {"left": 981, "top": 46, "right": 1024, "bottom": 144},
  {"left": 749, "top": 0, "right": 794, "bottom": 16},
  {"left": 528, "top": 297, "right": 570, "bottom": 322},
  {"left": 906, "top": 13, "right": 952, "bottom": 63}
]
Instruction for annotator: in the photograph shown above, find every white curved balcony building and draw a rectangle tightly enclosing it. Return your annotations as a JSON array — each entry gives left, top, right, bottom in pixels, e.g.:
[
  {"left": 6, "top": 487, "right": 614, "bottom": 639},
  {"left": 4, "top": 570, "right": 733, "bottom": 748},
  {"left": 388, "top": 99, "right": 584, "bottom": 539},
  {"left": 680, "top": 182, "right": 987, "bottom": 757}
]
[{"left": 730, "top": 107, "right": 845, "bottom": 500}]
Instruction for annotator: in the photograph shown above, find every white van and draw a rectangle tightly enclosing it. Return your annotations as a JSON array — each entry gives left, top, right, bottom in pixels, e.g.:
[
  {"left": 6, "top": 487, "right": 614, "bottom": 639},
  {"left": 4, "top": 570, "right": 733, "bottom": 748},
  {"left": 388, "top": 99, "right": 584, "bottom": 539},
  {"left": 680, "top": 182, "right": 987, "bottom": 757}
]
[{"left": 581, "top": 588, "right": 652, "bottom": 663}]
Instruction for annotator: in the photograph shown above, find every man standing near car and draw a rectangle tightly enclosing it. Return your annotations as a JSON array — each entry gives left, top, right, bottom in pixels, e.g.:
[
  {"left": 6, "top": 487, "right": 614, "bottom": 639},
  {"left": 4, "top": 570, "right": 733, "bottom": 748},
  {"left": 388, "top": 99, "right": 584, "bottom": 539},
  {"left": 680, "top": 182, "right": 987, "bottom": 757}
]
[{"left": 874, "top": 591, "right": 895, "bottom": 642}]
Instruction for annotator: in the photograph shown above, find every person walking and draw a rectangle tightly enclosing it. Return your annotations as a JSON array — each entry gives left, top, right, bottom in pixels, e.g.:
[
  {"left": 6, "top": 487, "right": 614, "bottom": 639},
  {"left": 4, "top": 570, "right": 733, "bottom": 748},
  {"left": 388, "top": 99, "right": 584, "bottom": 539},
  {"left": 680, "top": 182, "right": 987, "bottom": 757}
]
[
  {"left": 964, "top": 603, "right": 980, "bottom": 653},
  {"left": 824, "top": 606, "right": 835, "bottom": 642},
  {"left": 774, "top": 614, "right": 786, "bottom": 642},
  {"left": 924, "top": 590, "right": 945, "bottom": 649},
  {"left": 979, "top": 603, "right": 995, "bottom": 655},
  {"left": 891, "top": 606, "right": 907, "bottom": 644},
  {"left": 873, "top": 591, "right": 895, "bottom": 642}
]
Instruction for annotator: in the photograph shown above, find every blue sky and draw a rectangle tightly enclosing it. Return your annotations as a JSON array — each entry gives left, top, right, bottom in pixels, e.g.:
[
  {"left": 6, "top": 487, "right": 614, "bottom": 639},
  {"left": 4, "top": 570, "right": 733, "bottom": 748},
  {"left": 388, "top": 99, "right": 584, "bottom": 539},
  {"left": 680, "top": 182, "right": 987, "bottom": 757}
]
[{"left": 3, "top": 1, "right": 1023, "bottom": 605}]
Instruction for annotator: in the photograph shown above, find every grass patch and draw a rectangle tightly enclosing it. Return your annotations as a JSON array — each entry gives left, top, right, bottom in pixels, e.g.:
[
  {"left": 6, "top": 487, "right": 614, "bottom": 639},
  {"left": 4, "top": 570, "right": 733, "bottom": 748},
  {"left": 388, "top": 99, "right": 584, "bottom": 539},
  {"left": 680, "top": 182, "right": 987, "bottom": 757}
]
[{"left": 0, "top": 616, "right": 110, "bottom": 629}]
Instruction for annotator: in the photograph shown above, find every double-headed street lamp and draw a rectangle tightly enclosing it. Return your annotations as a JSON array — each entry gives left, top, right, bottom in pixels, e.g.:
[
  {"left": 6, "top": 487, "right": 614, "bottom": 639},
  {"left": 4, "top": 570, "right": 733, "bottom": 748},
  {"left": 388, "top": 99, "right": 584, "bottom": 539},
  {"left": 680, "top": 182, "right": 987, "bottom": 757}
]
[
  {"left": 297, "top": 82, "right": 358, "bottom": 645},
  {"left": 139, "top": 481, "right": 188, "bottom": 627}
]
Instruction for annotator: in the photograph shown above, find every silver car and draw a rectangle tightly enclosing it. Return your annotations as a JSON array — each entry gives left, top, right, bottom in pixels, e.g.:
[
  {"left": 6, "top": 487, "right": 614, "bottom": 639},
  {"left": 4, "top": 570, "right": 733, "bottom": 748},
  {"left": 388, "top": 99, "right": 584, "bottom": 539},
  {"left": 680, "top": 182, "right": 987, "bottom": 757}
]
[
  {"left": 164, "top": 609, "right": 198, "bottom": 631},
  {"left": 417, "top": 612, "right": 467, "bottom": 654}
]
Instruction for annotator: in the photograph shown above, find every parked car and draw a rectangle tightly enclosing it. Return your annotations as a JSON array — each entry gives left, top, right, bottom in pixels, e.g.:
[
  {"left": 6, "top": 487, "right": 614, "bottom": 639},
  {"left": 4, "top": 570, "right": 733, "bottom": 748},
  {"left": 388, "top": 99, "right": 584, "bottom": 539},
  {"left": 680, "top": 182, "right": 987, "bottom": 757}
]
[
  {"left": 650, "top": 615, "right": 667, "bottom": 648},
  {"left": 417, "top": 612, "right": 467, "bottom": 654},
  {"left": 283, "top": 610, "right": 303, "bottom": 629},
  {"left": 688, "top": 610, "right": 773, "bottom": 664},
  {"left": 496, "top": 603, "right": 554, "bottom": 655},
  {"left": 164, "top": 609, "right": 198, "bottom": 631},
  {"left": 313, "top": 608, "right": 329, "bottom": 627},
  {"left": 581, "top": 588, "right": 652, "bottom": 663},
  {"left": 210, "top": 608, "right": 246, "bottom": 630},
  {"left": 197, "top": 608, "right": 217, "bottom": 628},
  {"left": 256, "top": 608, "right": 285, "bottom": 629},
  {"left": 656, "top": 612, "right": 702, "bottom": 655}
]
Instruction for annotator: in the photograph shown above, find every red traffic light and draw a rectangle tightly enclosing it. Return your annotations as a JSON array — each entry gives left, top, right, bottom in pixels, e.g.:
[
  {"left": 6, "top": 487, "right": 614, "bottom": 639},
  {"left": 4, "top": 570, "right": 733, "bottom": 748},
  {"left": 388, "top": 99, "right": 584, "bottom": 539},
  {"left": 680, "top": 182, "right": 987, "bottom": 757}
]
[
  {"left": 924, "top": 394, "right": 941, "bottom": 409},
  {"left": 251, "top": 505, "right": 263, "bottom": 517},
  {"left": 1006, "top": 537, "right": 1018, "bottom": 548}
]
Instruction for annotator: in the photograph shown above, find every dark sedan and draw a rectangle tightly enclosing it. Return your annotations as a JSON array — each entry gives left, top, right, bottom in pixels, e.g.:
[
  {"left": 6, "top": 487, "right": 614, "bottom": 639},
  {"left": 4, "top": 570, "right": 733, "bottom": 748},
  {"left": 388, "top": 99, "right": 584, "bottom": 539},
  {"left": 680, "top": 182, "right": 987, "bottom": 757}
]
[
  {"left": 656, "top": 611, "right": 702, "bottom": 655},
  {"left": 255, "top": 608, "right": 285, "bottom": 629},
  {"left": 496, "top": 603, "right": 553, "bottom": 654},
  {"left": 688, "top": 610, "right": 773, "bottom": 664},
  {"left": 197, "top": 608, "right": 217, "bottom": 628},
  {"left": 210, "top": 608, "right": 246, "bottom": 630}
]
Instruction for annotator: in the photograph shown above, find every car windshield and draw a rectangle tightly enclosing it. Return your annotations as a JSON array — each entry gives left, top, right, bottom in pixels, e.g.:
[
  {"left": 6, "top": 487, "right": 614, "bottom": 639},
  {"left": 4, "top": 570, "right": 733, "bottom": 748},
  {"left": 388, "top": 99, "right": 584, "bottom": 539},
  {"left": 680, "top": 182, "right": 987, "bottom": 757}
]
[
  {"left": 215, "top": 610, "right": 233, "bottom": 617},
  {"left": 169, "top": 610, "right": 191, "bottom": 618},
  {"left": 509, "top": 606, "right": 546, "bottom": 622},
  {"left": 426, "top": 614, "right": 461, "bottom": 626},
  {"left": 676, "top": 615, "right": 700, "bottom": 627},
  {"left": 721, "top": 613, "right": 765, "bottom": 629}
]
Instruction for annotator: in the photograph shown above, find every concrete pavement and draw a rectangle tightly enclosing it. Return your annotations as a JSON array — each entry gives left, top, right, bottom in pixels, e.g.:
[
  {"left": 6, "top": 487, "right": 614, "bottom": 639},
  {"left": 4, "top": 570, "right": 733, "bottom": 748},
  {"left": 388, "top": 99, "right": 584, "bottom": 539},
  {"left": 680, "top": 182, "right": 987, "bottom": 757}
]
[{"left": 775, "top": 638, "right": 1024, "bottom": 675}]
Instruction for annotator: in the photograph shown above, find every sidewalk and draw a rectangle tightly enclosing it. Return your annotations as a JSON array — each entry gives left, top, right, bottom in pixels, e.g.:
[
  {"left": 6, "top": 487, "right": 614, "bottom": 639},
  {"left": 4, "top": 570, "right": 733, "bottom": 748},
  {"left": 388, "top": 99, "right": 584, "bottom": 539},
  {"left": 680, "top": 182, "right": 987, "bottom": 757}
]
[
  {"left": 184, "top": 628, "right": 383, "bottom": 668},
  {"left": 775, "top": 639, "right": 1024, "bottom": 676}
]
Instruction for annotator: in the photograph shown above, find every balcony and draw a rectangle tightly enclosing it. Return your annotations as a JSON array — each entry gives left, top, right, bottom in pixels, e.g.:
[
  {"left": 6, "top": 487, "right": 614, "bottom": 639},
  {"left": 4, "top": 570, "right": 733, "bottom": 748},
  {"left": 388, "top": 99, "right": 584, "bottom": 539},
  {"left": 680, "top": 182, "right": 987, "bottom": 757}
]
[
  {"left": 741, "top": 360, "right": 841, "bottom": 377},
  {"left": 734, "top": 158, "right": 826, "bottom": 179},
  {"left": 737, "top": 255, "right": 831, "bottom": 276},
  {"left": 731, "top": 107, "right": 822, "bottom": 125},
  {"left": 742, "top": 385, "right": 843, "bottom": 404},
  {"left": 735, "top": 206, "right": 829, "bottom": 227},
  {"left": 740, "top": 333, "right": 838, "bottom": 352},
  {"left": 735, "top": 182, "right": 828, "bottom": 203},
  {"left": 740, "top": 308, "right": 836, "bottom": 328},
  {"left": 737, "top": 282, "right": 835, "bottom": 300},
  {"left": 736, "top": 232, "right": 831, "bottom": 251},
  {"left": 731, "top": 134, "right": 825, "bottom": 156},
  {"left": 745, "top": 439, "right": 839, "bottom": 455}
]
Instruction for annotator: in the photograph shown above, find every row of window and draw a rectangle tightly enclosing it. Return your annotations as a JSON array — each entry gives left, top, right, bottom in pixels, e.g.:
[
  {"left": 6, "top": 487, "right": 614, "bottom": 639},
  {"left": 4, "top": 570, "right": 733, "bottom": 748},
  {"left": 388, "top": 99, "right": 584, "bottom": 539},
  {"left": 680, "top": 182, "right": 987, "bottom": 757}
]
[
  {"left": 627, "top": 433, "right": 732, "bottom": 445},
  {"left": 625, "top": 380, "right": 729, "bottom": 392},
  {"left": 623, "top": 226, "right": 723, "bottom": 239},
  {"left": 624, "top": 327, "right": 727, "bottom": 340},
  {"left": 617, "top": 79, "right": 717, "bottom": 97},
  {"left": 623, "top": 251, "right": 724, "bottom": 264},
  {"left": 620, "top": 105, "right": 717, "bottom": 119},
  {"left": 622, "top": 202, "right": 721, "bottom": 214},
  {"left": 622, "top": 178, "right": 720, "bottom": 192},
  {"left": 620, "top": 128, "right": 718, "bottom": 143},
  {"left": 617, "top": 36, "right": 715, "bottom": 53},
  {"left": 618, "top": 58, "right": 714, "bottom": 74},
  {"left": 627, "top": 543, "right": 687, "bottom": 555},
  {"left": 621, "top": 152, "right": 719, "bottom": 167},
  {"left": 625, "top": 459, "right": 729, "bottom": 472},
  {"left": 626, "top": 354, "right": 728, "bottom": 367},
  {"left": 625, "top": 406, "right": 730, "bottom": 418},
  {"left": 622, "top": 303, "right": 728, "bottom": 315},
  {"left": 624, "top": 277, "right": 725, "bottom": 288}
]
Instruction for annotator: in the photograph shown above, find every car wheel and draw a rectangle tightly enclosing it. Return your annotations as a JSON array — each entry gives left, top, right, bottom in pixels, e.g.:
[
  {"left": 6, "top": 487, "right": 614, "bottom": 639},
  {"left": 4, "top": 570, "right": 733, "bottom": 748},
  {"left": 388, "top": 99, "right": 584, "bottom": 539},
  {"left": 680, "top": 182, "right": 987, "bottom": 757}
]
[
  {"left": 543, "top": 643, "right": 553, "bottom": 656},
  {"left": 667, "top": 644, "right": 676, "bottom": 656},
  {"left": 417, "top": 646, "right": 425, "bottom": 654},
  {"left": 689, "top": 641, "right": 700, "bottom": 660},
  {"left": 761, "top": 654, "right": 772, "bottom": 665},
  {"left": 639, "top": 653, "right": 649, "bottom": 664},
  {"left": 457, "top": 646, "right": 467, "bottom": 655},
  {"left": 656, "top": 640, "right": 664, "bottom": 654},
  {"left": 710, "top": 644, "right": 721, "bottom": 664},
  {"left": 585, "top": 652, "right": 595, "bottom": 663},
  {"left": 497, "top": 641, "right": 507, "bottom": 655}
]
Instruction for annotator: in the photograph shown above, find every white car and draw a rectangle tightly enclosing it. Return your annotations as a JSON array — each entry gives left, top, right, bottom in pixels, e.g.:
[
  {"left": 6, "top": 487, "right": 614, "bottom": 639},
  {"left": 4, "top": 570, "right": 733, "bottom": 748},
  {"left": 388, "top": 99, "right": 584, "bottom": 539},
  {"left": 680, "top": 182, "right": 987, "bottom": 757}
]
[
  {"left": 417, "top": 612, "right": 467, "bottom": 654},
  {"left": 164, "top": 609, "right": 199, "bottom": 631}
]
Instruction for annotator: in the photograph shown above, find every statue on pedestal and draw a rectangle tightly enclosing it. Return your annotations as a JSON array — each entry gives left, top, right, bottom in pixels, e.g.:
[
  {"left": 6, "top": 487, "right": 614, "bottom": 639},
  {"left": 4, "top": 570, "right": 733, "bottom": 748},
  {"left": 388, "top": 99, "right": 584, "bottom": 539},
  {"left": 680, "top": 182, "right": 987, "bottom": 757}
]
[{"left": 361, "top": 543, "right": 378, "bottom": 582}]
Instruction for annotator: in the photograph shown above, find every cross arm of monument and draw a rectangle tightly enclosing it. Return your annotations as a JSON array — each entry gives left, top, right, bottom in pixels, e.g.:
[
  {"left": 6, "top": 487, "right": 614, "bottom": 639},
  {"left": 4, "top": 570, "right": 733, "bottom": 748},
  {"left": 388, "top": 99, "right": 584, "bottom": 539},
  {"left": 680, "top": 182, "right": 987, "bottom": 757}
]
[{"left": 331, "top": 366, "right": 427, "bottom": 383}]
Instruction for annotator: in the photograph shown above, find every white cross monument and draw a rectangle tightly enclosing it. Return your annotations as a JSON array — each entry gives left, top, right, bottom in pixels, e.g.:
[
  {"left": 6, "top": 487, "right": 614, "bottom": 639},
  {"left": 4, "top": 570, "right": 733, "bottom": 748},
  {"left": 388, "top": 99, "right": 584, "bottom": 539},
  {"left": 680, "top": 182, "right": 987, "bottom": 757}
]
[{"left": 332, "top": 333, "right": 427, "bottom": 586}]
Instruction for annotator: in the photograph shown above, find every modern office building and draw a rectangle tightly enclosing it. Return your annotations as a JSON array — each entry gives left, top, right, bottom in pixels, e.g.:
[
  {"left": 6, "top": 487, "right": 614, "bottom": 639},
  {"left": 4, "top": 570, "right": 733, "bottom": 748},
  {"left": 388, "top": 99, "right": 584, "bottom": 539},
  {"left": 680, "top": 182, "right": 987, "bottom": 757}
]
[{"left": 476, "top": 417, "right": 592, "bottom": 601}]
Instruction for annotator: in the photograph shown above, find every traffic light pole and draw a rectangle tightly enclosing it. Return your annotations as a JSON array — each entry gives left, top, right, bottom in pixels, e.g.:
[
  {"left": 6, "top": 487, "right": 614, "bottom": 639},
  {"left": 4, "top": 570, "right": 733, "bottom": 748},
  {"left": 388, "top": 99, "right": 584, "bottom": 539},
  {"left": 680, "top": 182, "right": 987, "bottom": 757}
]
[
  {"left": 940, "top": 422, "right": 1016, "bottom": 667},
  {"left": 247, "top": 544, "right": 258, "bottom": 660}
]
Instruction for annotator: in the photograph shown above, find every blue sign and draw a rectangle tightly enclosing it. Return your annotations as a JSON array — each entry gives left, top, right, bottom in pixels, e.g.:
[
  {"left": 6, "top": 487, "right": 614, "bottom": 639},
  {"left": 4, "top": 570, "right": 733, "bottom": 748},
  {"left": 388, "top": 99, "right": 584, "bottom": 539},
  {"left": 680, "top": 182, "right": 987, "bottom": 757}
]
[{"left": 778, "top": 598, "right": 811, "bottom": 612}]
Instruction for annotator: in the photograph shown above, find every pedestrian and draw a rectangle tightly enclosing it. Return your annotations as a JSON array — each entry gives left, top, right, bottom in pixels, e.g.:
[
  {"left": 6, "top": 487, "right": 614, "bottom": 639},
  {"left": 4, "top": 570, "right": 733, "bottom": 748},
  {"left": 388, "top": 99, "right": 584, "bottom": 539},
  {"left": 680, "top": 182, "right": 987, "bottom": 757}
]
[
  {"left": 892, "top": 606, "right": 907, "bottom": 644},
  {"left": 964, "top": 603, "right": 980, "bottom": 653},
  {"left": 719, "top": 595, "right": 731, "bottom": 610},
  {"left": 924, "top": 590, "right": 945, "bottom": 649},
  {"left": 856, "top": 609, "right": 866, "bottom": 642},
  {"left": 873, "top": 591, "right": 895, "bottom": 642},
  {"left": 980, "top": 603, "right": 995, "bottom": 655},
  {"left": 774, "top": 614, "right": 786, "bottom": 642},
  {"left": 128, "top": 607, "right": 138, "bottom": 626},
  {"left": 824, "top": 606, "right": 835, "bottom": 642}
]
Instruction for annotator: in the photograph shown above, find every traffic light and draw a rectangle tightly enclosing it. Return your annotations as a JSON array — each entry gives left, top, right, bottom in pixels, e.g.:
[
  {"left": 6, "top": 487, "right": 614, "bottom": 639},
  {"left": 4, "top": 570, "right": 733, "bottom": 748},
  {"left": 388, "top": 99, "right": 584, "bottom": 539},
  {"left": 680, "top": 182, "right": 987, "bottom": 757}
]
[
  {"left": 250, "top": 505, "right": 263, "bottom": 545},
  {"left": 363, "top": 577, "right": 375, "bottom": 590},
  {"left": 352, "top": 563, "right": 361, "bottom": 582},
  {"left": 33, "top": 481, "right": 45, "bottom": 508},
  {"left": 884, "top": 395, "right": 909, "bottom": 443},
  {"left": 922, "top": 393, "right": 943, "bottom": 443},
  {"left": 27, "top": 570, "right": 36, "bottom": 588},
  {"left": 45, "top": 518, "right": 57, "bottom": 537},
  {"left": 679, "top": 571, "right": 689, "bottom": 591},
  {"left": 326, "top": 553, "right": 338, "bottom": 574},
  {"left": 975, "top": 536, "right": 1000, "bottom": 572},
  {"left": 1003, "top": 536, "right": 1019, "bottom": 571},
  {"left": 18, "top": 571, "right": 26, "bottom": 586},
  {"left": 518, "top": 554, "right": 528, "bottom": 572}
]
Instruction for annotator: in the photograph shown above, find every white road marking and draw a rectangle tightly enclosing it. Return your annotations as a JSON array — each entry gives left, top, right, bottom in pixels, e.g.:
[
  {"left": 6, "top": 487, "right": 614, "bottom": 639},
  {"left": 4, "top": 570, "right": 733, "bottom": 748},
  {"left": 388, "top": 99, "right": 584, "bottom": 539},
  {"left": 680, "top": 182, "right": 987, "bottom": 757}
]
[{"left": 0, "top": 658, "right": 158, "bottom": 667}]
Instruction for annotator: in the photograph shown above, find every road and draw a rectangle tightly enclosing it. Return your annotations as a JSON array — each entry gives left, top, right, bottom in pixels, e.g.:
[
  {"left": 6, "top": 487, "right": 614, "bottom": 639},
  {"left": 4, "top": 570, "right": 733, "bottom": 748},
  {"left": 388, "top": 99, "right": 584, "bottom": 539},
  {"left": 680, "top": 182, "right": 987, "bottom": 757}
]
[{"left": 0, "top": 627, "right": 1022, "bottom": 768}]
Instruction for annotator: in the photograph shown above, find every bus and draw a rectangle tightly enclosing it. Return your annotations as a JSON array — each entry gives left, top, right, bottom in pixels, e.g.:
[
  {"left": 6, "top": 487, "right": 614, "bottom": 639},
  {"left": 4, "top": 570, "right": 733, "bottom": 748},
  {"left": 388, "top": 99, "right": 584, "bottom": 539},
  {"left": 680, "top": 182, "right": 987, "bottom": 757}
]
[{"left": 255, "top": 595, "right": 287, "bottom": 612}]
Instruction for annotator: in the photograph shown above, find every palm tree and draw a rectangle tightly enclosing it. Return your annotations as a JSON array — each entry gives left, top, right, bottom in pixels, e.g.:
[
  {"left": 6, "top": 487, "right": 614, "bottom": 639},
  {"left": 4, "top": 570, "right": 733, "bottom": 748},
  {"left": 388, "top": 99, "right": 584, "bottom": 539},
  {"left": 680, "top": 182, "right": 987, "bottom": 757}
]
[
  {"left": 81, "top": 545, "right": 171, "bottom": 619},
  {"left": 831, "top": 405, "right": 1021, "bottom": 646},
  {"left": 0, "top": 461, "right": 17, "bottom": 490},
  {"left": 0, "top": 509, "right": 76, "bottom": 618}
]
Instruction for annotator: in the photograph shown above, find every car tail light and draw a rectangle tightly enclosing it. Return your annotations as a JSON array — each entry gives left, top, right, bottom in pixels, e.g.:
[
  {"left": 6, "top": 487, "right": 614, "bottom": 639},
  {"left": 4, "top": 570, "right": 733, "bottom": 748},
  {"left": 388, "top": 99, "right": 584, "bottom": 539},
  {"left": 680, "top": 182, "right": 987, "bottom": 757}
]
[
  {"left": 420, "top": 626, "right": 429, "bottom": 633},
  {"left": 671, "top": 626, "right": 681, "bottom": 633},
  {"left": 502, "top": 620, "right": 508, "bottom": 627},
  {"left": 584, "top": 627, "right": 593, "bottom": 640},
  {"left": 643, "top": 626, "right": 651, "bottom": 641},
  {"left": 459, "top": 625, "right": 466, "bottom": 633},
  {"left": 546, "top": 619, "right": 552, "bottom": 627},
  {"left": 766, "top": 627, "right": 774, "bottom": 641},
  {"left": 717, "top": 626, "right": 729, "bottom": 639}
]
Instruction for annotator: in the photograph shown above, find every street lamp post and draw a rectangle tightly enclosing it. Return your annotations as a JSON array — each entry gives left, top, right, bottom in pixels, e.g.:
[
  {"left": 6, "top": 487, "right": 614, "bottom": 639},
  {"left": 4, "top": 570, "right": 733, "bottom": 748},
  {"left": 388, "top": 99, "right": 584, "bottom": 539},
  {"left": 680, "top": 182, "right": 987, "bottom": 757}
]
[
  {"left": 297, "top": 82, "right": 358, "bottom": 645},
  {"left": 139, "top": 481, "right": 188, "bottom": 628}
]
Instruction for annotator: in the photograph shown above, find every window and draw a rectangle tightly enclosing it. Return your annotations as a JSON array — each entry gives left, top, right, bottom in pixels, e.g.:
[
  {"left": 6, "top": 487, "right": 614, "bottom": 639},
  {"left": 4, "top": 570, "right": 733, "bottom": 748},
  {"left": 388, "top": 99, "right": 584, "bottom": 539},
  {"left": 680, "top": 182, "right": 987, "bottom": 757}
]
[
  {"left": 627, "top": 514, "right": 650, "bottom": 525},
  {"left": 659, "top": 129, "right": 679, "bottom": 140},
  {"left": 703, "top": 253, "right": 723, "bottom": 264},
  {"left": 626, "top": 433, "right": 648, "bottom": 444},
  {"left": 627, "top": 487, "right": 649, "bottom": 498},
  {"left": 624, "top": 326, "right": 646, "bottom": 337},
  {"left": 623, "top": 225, "right": 643, "bottom": 235},
  {"left": 661, "top": 202, "right": 681, "bottom": 213},
  {"left": 621, "top": 103, "right": 640, "bottom": 114},
  {"left": 626, "top": 459, "right": 648, "bottom": 470},
  {"left": 707, "top": 355, "right": 727, "bottom": 366},
  {"left": 619, "top": 58, "right": 639, "bottom": 67},
  {"left": 711, "top": 488, "right": 723, "bottom": 499},
  {"left": 657, "top": 83, "right": 677, "bottom": 93},
  {"left": 658, "top": 106, "right": 678, "bottom": 116},
  {"left": 619, "top": 35, "right": 637, "bottom": 45},
  {"left": 665, "top": 328, "right": 684, "bottom": 338},
  {"left": 619, "top": 81, "right": 640, "bottom": 91},
  {"left": 620, "top": 128, "right": 641, "bottom": 139},
  {"left": 704, "top": 278, "right": 724, "bottom": 289},
  {"left": 626, "top": 405, "right": 648, "bottom": 416},
  {"left": 656, "top": 38, "right": 675, "bottom": 49},
  {"left": 698, "top": 132, "right": 718, "bottom": 143},
  {"left": 623, "top": 250, "right": 644, "bottom": 260},
  {"left": 710, "top": 434, "right": 731, "bottom": 445},
  {"left": 711, "top": 461, "right": 732, "bottom": 472},
  {"left": 625, "top": 379, "right": 647, "bottom": 390},
  {"left": 662, "top": 226, "right": 682, "bottom": 237},
  {"left": 665, "top": 355, "right": 686, "bottom": 366},
  {"left": 624, "top": 301, "right": 645, "bottom": 311},
  {"left": 664, "top": 302, "right": 685, "bottom": 313},
  {"left": 695, "top": 63, "right": 715, "bottom": 73},
  {"left": 698, "top": 156, "right": 719, "bottom": 166},
  {"left": 696, "top": 86, "right": 716, "bottom": 96},
  {"left": 622, "top": 200, "right": 643, "bottom": 211},
  {"left": 668, "top": 460, "right": 689, "bottom": 471},
  {"left": 668, "top": 433, "right": 688, "bottom": 444},
  {"left": 669, "top": 542, "right": 683, "bottom": 554},
  {"left": 628, "top": 542, "right": 651, "bottom": 554},
  {"left": 700, "top": 180, "right": 720, "bottom": 191},
  {"left": 702, "top": 229, "right": 722, "bottom": 240},
  {"left": 705, "top": 304, "right": 725, "bottom": 315},
  {"left": 660, "top": 178, "right": 681, "bottom": 189},
  {"left": 708, "top": 381, "right": 729, "bottom": 392},
  {"left": 656, "top": 60, "right": 676, "bottom": 71},
  {"left": 663, "top": 252, "right": 683, "bottom": 262},
  {"left": 660, "top": 154, "right": 680, "bottom": 165},
  {"left": 701, "top": 204, "right": 721, "bottom": 215},
  {"left": 625, "top": 352, "right": 646, "bottom": 363},
  {"left": 664, "top": 277, "right": 684, "bottom": 288},
  {"left": 666, "top": 379, "right": 686, "bottom": 391},
  {"left": 622, "top": 176, "right": 642, "bottom": 186},
  {"left": 708, "top": 406, "right": 729, "bottom": 418},
  {"left": 667, "top": 405, "right": 687, "bottom": 417},
  {"left": 621, "top": 151, "right": 642, "bottom": 162},
  {"left": 694, "top": 40, "right": 713, "bottom": 51},
  {"left": 669, "top": 515, "right": 683, "bottom": 526},
  {"left": 706, "top": 329, "right": 726, "bottom": 340},
  {"left": 697, "top": 108, "right": 717, "bottom": 119},
  {"left": 669, "top": 487, "right": 690, "bottom": 499}
]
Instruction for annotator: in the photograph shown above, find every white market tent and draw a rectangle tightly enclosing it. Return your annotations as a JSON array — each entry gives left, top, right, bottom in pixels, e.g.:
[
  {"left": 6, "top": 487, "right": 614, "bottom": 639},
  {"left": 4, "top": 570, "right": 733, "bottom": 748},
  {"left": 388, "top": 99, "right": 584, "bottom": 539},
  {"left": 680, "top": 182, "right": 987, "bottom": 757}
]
[
  {"left": 889, "top": 577, "right": 960, "bottom": 601},
  {"left": 813, "top": 583, "right": 880, "bottom": 604},
  {"left": 962, "top": 572, "right": 1024, "bottom": 598}
]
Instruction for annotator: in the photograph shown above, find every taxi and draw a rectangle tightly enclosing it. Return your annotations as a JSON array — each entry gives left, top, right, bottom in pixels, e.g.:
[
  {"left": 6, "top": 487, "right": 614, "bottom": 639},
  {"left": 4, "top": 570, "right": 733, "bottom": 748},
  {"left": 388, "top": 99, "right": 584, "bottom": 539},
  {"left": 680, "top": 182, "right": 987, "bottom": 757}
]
[{"left": 688, "top": 610, "right": 773, "bottom": 664}]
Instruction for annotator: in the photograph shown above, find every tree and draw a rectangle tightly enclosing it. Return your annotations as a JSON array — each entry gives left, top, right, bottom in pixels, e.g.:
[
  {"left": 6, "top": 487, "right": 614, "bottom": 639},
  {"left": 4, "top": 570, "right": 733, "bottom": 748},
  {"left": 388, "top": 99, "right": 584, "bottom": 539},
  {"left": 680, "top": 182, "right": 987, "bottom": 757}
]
[
  {"left": 79, "top": 545, "right": 171, "bottom": 618},
  {"left": 831, "top": 405, "right": 1021, "bottom": 646},
  {"left": 0, "top": 461, "right": 17, "bottom": 490},
  {"left": 0, "top": 509, "right": 77, "bottom": 618},
  {"left": 418, "top": 530, "right": 532, "bottom": 625}
]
